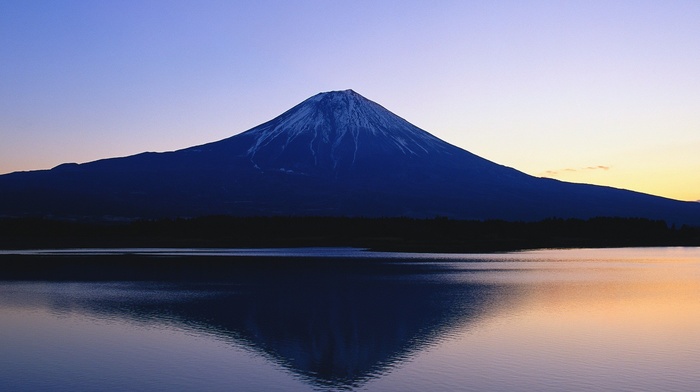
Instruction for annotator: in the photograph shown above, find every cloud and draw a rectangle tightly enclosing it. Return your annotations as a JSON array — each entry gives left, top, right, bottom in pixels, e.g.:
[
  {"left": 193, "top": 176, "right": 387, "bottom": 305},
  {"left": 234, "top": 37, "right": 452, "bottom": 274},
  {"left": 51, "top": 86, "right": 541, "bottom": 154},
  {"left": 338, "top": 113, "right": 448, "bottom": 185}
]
[{"left": 541, "top": 165, "right": 611, "bottom": 177}]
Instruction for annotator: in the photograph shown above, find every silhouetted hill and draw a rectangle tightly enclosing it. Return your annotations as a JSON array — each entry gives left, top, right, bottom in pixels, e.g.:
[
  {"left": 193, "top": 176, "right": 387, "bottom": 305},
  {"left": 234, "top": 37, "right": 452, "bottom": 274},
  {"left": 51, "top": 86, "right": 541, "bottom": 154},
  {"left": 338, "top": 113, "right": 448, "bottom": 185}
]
[{"left": 1, "top": 90, "right": 699, "bottom": 225}]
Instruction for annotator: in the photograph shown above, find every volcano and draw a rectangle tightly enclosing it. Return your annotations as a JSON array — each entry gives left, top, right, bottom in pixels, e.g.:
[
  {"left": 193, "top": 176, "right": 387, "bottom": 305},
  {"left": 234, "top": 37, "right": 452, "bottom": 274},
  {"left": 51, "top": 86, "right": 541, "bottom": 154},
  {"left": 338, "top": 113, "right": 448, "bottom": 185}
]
[{"left": 1, "top": 89, "right": 699, "bottom": 225}]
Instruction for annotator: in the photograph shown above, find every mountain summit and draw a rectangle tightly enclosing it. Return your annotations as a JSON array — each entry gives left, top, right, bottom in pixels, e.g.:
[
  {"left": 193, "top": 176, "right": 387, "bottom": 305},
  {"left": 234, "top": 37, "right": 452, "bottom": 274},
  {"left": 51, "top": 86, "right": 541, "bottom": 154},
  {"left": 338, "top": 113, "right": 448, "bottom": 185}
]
[
  {"left": 193, "top": 89, "right": 480, "bottom": 177},
  {"left": 243, "top": 89, "right": 450, "bottom": 173},
  {"left": 1, "top": 90, "right": 699, "bottom": 224}
]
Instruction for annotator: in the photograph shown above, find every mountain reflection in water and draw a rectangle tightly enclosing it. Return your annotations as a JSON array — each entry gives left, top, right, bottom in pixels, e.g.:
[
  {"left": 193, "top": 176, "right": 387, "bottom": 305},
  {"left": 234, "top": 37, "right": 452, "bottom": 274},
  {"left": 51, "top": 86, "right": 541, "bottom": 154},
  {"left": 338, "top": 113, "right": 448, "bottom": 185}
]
[{"left": 0, "top": 256, "right": 515, "bottom": 389}]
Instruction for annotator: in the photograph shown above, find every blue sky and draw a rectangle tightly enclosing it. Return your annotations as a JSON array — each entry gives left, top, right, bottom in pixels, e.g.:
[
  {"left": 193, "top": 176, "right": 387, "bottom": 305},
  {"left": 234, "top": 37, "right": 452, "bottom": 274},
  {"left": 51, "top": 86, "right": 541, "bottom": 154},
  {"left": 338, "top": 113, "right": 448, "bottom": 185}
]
[{"left": 2, "top": 1, "right": 699, "bottom": 201}]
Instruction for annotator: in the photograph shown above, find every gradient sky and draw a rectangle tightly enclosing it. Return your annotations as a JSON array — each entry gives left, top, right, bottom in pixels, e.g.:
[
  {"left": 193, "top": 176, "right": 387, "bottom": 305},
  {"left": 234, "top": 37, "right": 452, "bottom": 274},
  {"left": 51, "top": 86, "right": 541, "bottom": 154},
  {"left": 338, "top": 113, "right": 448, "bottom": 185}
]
[{"left": 2, "top": 1, "right": 699, "bottom": 201}]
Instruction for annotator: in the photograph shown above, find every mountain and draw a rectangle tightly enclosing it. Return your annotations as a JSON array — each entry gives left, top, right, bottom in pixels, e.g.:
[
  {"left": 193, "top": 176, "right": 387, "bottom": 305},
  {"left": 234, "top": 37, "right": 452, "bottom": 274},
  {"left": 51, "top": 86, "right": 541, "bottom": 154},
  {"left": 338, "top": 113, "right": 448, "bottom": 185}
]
[{"left": 1, "top": 89, "right": 699, "bottom": 225}]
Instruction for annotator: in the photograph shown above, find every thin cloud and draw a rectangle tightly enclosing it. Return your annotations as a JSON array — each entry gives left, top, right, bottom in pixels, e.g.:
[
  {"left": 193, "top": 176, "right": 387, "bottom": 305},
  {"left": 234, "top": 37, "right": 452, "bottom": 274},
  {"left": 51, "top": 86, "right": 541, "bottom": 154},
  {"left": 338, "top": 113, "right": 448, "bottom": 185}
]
[{"left": 541, "top": 165, "right": 611, "bottom": 177}]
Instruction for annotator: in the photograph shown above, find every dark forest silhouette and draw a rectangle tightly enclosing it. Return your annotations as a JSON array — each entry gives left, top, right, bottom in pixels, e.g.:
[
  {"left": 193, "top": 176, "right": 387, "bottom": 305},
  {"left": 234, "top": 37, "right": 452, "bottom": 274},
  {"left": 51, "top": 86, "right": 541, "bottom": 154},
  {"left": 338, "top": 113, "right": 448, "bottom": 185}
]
[{"left": 1, "top": 216, "right": 698, "bottom": 252}]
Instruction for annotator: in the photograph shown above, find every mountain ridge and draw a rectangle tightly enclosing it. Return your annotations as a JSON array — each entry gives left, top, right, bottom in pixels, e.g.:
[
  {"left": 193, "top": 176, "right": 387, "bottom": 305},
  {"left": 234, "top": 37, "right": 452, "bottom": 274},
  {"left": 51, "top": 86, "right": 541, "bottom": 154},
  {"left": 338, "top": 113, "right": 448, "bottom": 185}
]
[{"left": 1, "top": 90, "right": 699, "bottom": 225}]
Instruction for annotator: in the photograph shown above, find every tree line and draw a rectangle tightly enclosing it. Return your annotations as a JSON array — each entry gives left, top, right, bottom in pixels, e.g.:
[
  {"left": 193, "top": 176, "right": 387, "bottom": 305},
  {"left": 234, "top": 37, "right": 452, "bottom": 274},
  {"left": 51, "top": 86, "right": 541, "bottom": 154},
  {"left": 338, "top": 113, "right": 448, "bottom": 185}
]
[{"left": 1, "top": 216, "right": 698, "bottom": 252}]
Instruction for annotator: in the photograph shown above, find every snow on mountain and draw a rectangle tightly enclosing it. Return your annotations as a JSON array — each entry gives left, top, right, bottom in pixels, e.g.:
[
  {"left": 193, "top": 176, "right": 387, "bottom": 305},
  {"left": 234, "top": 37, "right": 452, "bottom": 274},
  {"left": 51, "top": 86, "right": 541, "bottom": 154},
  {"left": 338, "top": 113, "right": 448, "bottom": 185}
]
[
  {"left": 247, "top": 90, "right": 444, "bottom": 154},
  {"left": 210, "top": 89, "right": 464, "bottom": 175}
]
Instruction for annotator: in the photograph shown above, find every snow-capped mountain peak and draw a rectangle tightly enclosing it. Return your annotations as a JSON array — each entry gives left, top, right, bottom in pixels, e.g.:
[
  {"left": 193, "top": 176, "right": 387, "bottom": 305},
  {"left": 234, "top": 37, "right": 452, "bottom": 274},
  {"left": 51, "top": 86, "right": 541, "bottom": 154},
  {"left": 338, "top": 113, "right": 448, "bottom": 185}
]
[{"left": 237, "top": 90, "right": 454, "bottom": 174}]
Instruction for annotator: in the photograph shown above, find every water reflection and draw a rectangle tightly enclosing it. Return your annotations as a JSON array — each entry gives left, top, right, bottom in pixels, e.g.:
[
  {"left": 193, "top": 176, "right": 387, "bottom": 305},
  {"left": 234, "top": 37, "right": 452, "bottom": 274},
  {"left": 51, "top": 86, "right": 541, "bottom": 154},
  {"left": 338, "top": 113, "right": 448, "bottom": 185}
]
[{"left": 0, "top": 257, "right": 516, "bottom": 389}]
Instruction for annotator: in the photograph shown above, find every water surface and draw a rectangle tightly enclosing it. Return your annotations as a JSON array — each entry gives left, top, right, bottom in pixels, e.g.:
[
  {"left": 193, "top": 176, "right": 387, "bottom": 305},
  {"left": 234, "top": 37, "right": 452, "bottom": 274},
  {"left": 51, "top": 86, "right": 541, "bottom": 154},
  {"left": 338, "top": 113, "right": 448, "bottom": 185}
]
[{"left": 1, "top": 247, "right": 699, "bottom": 391}]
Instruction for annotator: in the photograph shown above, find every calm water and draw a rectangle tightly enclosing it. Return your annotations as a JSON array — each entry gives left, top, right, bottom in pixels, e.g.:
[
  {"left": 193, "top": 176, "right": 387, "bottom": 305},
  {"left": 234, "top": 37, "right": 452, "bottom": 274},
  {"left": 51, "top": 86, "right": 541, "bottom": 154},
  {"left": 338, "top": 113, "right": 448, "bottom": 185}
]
[{"left": 1, "top": 247, "right": 700, "bottom": 391}]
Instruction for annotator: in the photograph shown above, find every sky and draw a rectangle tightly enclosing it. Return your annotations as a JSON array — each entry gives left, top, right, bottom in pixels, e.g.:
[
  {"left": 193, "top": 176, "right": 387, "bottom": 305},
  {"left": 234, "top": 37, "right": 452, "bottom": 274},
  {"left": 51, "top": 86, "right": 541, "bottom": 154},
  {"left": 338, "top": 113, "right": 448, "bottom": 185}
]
[{"left": 2, "top": 1, "right": 699, "bottom": 201}]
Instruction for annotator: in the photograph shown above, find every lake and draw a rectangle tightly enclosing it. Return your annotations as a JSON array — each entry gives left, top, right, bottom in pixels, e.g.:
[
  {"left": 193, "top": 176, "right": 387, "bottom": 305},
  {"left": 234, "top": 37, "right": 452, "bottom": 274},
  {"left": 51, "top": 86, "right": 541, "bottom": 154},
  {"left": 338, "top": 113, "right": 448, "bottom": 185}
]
[{"left": 1, "top": 247, "right": 699, "bottom": 391}]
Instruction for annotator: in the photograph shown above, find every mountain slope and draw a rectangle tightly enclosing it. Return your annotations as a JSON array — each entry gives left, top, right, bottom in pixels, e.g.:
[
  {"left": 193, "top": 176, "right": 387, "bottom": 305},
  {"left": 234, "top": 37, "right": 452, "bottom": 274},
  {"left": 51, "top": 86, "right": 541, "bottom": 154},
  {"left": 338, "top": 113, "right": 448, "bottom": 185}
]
[{"left": 1, "top": 89, "right": 699, "bottom": 225}]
